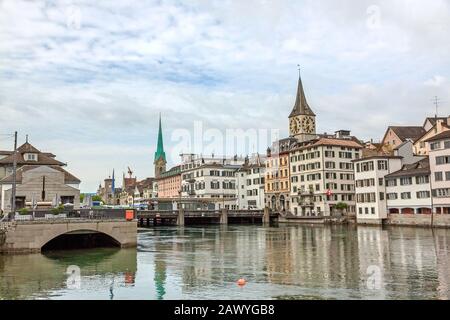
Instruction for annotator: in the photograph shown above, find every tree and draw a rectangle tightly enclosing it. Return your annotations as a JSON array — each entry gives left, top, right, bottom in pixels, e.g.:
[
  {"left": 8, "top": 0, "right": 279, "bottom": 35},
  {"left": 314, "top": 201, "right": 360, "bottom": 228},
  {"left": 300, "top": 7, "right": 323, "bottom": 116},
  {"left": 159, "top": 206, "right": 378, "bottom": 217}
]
[
  {"left": 80, "top": 194, "right": 85, "bottom": 202},
  {"left": 335, "top": 202, "right": 348, "bottom": 216},
  {"left": 92, "top": 195, "right": 103, "bottom": 202}
]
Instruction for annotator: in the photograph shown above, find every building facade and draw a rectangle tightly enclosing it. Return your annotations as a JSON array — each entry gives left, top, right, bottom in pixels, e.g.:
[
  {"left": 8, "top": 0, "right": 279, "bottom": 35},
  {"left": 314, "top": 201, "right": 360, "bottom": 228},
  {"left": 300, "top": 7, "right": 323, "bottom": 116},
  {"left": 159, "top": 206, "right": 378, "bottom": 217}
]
[
  {"left": 0, "top": 141, "right": 81, "bottom": 213},
  {"left": 426, "top": 131, "right": 450, "bottom": 214},
  {"left": 289, "top": 132, "right": 363, "bottom": 217},
  {"left": 353, "top": 155, "right": 402, "bottom": 224},
  {"left": 385, "top": 157, "right": 432, "bottom": 215},
  {"left": 236, "top": 155, "right": 266, "bottom": 209},
  {"left": 156, "top": 165, "right": 181, "bottom": 199},
  {"left": 179, "top": 154, "right": 244, "bottom": 209},
  {"left": 265, "top": 138, "right": 295, "bottom": 212}
]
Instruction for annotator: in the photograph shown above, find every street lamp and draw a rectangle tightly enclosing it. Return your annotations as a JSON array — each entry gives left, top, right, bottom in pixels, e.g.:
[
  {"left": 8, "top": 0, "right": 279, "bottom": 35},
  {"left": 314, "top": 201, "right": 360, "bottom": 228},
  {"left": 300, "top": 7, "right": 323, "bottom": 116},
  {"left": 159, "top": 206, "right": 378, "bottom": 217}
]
[{"left": 10, "top": 131, "right": 18, "bottom": 221}]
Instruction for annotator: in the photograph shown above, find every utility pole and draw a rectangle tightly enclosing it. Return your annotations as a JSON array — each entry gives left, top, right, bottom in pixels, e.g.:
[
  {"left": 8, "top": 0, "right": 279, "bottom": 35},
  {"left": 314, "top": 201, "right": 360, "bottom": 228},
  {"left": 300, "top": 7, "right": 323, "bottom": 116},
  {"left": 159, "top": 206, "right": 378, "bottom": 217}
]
[{"left": 10, "top": 131, "right": 18, "bottom": 220}]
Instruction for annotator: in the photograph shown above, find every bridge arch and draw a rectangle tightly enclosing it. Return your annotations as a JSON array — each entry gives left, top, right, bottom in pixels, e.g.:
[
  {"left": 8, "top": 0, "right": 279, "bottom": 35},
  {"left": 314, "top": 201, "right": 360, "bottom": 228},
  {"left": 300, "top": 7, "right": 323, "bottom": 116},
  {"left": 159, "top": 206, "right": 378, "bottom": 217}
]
[{"left": 41, "top": 229, "right": 121, "bottom": 251}]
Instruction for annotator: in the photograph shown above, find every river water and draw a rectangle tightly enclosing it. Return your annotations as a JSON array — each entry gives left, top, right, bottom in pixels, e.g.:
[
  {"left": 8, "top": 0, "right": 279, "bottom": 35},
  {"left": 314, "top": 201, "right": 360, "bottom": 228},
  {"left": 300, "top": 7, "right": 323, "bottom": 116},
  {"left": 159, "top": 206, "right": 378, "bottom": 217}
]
[{"left": 1, "top": 224, "right": 450, "bottom": 300}]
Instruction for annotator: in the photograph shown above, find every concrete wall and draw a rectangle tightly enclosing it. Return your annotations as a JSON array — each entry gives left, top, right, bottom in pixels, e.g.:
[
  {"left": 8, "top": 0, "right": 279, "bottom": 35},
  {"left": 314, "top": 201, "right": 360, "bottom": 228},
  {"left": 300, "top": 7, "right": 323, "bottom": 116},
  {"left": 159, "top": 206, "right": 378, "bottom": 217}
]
[
  {"left": 0, "top": 220, "right": 137, "bottom": 253},
  {"left": 387, "top": 214, "right": 450, "bottom": 228}
]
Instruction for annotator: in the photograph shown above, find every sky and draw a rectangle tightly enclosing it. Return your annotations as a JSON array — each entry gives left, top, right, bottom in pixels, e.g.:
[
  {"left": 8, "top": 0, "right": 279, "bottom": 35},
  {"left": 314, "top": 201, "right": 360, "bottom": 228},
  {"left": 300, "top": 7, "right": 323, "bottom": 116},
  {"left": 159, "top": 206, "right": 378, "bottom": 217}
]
[{"left": 0, "top": 0, "right": 449, "bottom": 192}]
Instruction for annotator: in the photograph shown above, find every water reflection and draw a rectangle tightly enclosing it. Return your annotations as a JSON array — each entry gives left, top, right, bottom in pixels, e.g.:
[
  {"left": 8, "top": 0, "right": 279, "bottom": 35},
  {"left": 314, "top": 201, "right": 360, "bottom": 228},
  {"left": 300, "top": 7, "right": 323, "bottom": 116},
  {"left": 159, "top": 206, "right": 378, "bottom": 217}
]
[
  {"left": 0, "top": 248, "right": 137, "bottom": 300},
  {"left": 141, "top": 225, "right": 450, "bottom": 300},
  {"left": 1, "top": 225, "right": 450, "bottom": 300}
]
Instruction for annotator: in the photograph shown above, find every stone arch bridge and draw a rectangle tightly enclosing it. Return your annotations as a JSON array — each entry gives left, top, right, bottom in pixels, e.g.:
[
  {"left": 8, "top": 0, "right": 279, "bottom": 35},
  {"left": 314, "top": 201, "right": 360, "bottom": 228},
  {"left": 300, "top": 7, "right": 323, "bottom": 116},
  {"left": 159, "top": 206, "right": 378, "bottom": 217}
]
[{"left": 0, "top": 219, "right": 137, "bottom": 254}]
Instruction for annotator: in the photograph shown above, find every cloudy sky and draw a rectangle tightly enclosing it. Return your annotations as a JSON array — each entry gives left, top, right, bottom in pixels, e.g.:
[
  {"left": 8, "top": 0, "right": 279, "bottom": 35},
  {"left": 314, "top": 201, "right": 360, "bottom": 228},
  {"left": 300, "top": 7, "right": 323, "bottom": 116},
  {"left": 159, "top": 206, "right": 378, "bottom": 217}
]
[{"left": 0, "top": 0, "right": 449, "bottom": 192}]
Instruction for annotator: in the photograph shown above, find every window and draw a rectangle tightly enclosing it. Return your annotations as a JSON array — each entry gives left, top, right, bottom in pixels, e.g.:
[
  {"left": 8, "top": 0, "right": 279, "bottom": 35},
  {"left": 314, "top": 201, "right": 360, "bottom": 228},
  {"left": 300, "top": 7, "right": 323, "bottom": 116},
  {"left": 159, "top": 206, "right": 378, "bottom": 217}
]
[
  {"left": 430, "top": 142, "right": 441, "bottom": 150},
  {"left": 401, "top": 192, "right": 411, "bottom": 199},
  {"left": 446, "top": 172, "right": 450, "bottom": 181},
  {"left": 25, "top": 153, "right": 37, "bottom": 161},
  {"left": 435, "top": 172, "right": 443, "bottom": 182},
  {"left": 379, "top": 192, "right": 384, "bottom": 200},
  {"left": 377, "top": 160, "right": 388, "bottom": 170},
  {"left": 386, "top": 179, "right": 397, "bottom": 187},
  {"left": 325, "top": 161, "right": 335, "bottom": 169},
  {"left": 371, "top": 207, "right": 375, "bottom": 215},
  {"left": 400, "top": 177, "right": 412, "bottom": 185},
  {"left": 379, "top": 178, "right": 384, "bottom": 186},
  {"left": 433, "top": 188, "right": 450, "bottom": 197},
  {"left": 416, "top": 191, "right": 430, "bottom": 199},
  {"left": 387, "top": 193, "right": 398, "bottom": 200},
  {"left": 416, "top": 176, "right": 429, "bottom": 184},
  {"left": 360, "top": 161, "right": 374, "bottom": 172},
  {"left": 444, "top": 141, "right": 450, "bottom": 149},
  {"left": 436, "top": 156, "right": 450, "bottom": 165}
]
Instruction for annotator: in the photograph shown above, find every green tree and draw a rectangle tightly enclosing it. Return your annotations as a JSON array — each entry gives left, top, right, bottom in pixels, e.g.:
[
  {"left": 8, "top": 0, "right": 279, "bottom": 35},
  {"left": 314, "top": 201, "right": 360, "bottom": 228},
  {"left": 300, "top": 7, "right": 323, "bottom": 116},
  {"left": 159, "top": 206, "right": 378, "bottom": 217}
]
[
  {"left": 92, "top": 195, "right": 103, "bottom": 202},
  {"left": 80, "top": 194, "right": 85, "bottom": 202},
  {"left": 335, "top": 202, "right": 348, "bottom": 215}
]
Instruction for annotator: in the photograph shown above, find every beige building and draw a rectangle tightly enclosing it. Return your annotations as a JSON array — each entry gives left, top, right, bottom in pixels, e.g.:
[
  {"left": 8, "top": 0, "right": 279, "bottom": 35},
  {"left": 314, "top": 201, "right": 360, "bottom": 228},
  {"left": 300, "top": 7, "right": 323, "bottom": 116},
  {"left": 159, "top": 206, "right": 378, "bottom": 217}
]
[
  {"left": 0, "top": 141, "right": 80, "bottom": 213},
  {"left": 414, "top": 117, "right": 450, "bottom": 155},
  {"left": 289, "top": 132, "right": 363, "bottom": 217},
  {"left": 381, "top": 126, "right": 425, "bottom": 151},
  {"left": 265, "top": 138, "right": 295, "bottom": 212}
]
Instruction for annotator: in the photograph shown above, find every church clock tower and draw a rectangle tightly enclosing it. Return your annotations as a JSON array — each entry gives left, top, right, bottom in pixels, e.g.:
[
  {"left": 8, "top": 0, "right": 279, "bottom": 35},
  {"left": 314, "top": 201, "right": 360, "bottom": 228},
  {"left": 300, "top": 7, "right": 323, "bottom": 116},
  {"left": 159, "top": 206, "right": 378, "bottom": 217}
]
[{"left": 288, "top": 71, "right": 316, "bottom": 142}]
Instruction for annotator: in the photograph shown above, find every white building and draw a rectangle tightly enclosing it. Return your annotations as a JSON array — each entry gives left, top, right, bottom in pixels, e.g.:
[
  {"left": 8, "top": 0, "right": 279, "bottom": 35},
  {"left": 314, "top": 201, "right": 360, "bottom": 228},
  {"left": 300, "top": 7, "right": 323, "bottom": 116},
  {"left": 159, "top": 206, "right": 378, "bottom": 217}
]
[
  {"left": 289, "top": 131, "right": 363, "bottom": 217},
  {"left": 385, "top": 157, "right": 432, "bottom": 215},
  {"left": 426, "top": 131, "right": 450, "bottom": 214},
  {"left": 236, "top": 155, "right": 266, "bottom": 210},
  {"left": 179, "top": 154, "right": 245, "bottom": 209},
  {"left": 353, "top": 155, "right": 402, "bottom": 224}
]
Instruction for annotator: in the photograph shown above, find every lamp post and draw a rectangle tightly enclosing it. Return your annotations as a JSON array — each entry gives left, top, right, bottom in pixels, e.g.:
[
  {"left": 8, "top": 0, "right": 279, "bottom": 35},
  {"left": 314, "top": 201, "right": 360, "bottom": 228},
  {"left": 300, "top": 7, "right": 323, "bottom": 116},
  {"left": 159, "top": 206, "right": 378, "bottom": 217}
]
[{"left": 10, "top": 131, "right": 17, "bottom": 220}]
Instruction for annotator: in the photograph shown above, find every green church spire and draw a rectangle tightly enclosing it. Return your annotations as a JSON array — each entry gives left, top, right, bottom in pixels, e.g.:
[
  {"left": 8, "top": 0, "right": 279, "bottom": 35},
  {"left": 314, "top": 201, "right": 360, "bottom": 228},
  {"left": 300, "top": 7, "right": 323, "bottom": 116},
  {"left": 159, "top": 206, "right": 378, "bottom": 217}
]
[{"left": 154, "top": 114, "right": 166, "bottom": 162}]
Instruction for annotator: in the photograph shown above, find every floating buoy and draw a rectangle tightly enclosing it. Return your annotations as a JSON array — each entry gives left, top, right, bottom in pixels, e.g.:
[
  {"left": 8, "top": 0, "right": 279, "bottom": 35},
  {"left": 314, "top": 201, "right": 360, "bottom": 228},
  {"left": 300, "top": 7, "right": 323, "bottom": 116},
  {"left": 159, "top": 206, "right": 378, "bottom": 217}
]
[{"left": 237, "top": 278, "right": 247, "bottom": 287}]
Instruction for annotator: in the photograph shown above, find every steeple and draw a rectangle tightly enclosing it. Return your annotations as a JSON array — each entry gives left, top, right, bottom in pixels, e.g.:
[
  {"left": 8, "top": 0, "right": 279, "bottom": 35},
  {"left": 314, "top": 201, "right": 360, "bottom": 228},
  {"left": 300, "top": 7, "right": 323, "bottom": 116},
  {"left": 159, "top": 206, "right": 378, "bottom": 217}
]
[
  {"left": 154, "top": 114, "right": 166, "bottom": 162},
  {"left": 289, "top": 70, "right": 315, "bottom": 118},
  {"left": 154, "top": 113, "right": 167, "bottom": 178}
]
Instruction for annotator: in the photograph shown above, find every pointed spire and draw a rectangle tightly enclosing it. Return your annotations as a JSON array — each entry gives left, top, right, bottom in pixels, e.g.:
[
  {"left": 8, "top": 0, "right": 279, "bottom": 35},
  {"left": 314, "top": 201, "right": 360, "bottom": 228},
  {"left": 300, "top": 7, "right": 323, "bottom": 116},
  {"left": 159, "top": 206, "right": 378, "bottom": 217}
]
[
  {"left": 154, "top": 113, "right": 166, "bottom": 163},
  {"left": 289, "top": 68, "right": 315, "bottom": 117}
]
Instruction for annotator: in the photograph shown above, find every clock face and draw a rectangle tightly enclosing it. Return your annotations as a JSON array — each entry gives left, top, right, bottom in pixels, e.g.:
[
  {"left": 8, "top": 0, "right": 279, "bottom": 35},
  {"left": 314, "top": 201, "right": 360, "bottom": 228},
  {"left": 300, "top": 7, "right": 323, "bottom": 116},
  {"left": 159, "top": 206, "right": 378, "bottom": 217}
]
[
  {"left": 290, "top": 118, "right": 299, "bottom": 134},
  {"left": 301, "top": 116, "right": 315, "bottom": 134}
]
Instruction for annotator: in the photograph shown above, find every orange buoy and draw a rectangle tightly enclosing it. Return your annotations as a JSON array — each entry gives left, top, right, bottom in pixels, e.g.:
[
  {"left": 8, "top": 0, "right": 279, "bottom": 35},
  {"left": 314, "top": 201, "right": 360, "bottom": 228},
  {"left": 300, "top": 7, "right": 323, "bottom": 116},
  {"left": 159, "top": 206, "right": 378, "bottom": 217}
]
[{"left": 237, "top": 278, "right": 247, "bottom": 287}]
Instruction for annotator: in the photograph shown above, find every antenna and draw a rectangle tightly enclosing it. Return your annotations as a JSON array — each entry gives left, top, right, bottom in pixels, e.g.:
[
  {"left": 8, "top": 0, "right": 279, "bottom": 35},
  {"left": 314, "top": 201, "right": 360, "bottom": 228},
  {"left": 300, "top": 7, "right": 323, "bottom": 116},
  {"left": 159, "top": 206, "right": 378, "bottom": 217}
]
[
  {"left": 432, "top": 96, "right": 441, "bottom": 118},
  {"left": 297, "top": 64, "right": 301, "bottom": 77}
]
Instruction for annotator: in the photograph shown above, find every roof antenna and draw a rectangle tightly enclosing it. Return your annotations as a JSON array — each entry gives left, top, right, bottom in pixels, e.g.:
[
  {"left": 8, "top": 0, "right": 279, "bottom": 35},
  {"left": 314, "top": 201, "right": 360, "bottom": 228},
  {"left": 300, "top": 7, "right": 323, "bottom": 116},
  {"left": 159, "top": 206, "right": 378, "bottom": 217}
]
[
  {"left": 297, "top": 64, "right": 301, "bottom": 78},
  {"left": 26, "top": 134, "right": 29, "bottom": 143},
  {"left": 433, "top": 96, "right": 441, "bottom": 119}
]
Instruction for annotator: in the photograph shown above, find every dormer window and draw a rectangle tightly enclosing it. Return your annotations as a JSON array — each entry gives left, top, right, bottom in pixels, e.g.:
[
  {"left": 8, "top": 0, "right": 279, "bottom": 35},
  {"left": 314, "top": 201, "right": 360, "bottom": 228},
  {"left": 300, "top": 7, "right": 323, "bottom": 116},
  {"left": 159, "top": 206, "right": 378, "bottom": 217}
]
[{"left": 25, "top": 153, "right": 38, "bottom": 161}]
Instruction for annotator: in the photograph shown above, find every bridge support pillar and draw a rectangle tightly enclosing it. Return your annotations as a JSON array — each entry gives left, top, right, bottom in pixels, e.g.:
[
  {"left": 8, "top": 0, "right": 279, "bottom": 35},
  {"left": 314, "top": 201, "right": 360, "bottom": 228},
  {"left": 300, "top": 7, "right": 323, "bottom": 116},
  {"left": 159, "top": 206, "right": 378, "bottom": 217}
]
[
  {"left": 177, "top": 209, "right": 185, "bottom": 226},
  {"left": 220, "top": 209, "right": 228, "bottom": 225},
  {"left": 263, "top": 207, "right": 270, "bottom": 224}
]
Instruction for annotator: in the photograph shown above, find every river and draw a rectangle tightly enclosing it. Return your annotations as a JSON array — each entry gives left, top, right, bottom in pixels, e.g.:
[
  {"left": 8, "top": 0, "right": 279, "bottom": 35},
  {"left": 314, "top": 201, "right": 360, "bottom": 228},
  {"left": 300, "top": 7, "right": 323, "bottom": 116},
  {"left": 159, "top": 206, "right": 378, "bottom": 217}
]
[{"left": 1, "top": 224, "right": 449, "bottom": 300}]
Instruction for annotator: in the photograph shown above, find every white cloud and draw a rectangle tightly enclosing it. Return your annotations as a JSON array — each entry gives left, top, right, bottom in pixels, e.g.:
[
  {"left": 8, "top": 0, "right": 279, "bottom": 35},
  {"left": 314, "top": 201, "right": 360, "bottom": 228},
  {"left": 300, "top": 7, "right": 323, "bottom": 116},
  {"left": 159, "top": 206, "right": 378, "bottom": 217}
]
[{"left": 424, "top": 75, "right": 447, "bottom": 87}]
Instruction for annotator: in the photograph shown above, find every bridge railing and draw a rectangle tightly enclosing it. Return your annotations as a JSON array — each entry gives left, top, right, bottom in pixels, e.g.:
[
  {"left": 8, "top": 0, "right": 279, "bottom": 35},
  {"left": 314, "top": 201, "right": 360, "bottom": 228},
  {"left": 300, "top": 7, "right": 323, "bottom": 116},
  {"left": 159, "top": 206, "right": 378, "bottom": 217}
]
[{"left": 11, "top": 209, "right": 136, "bottom": 221}]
